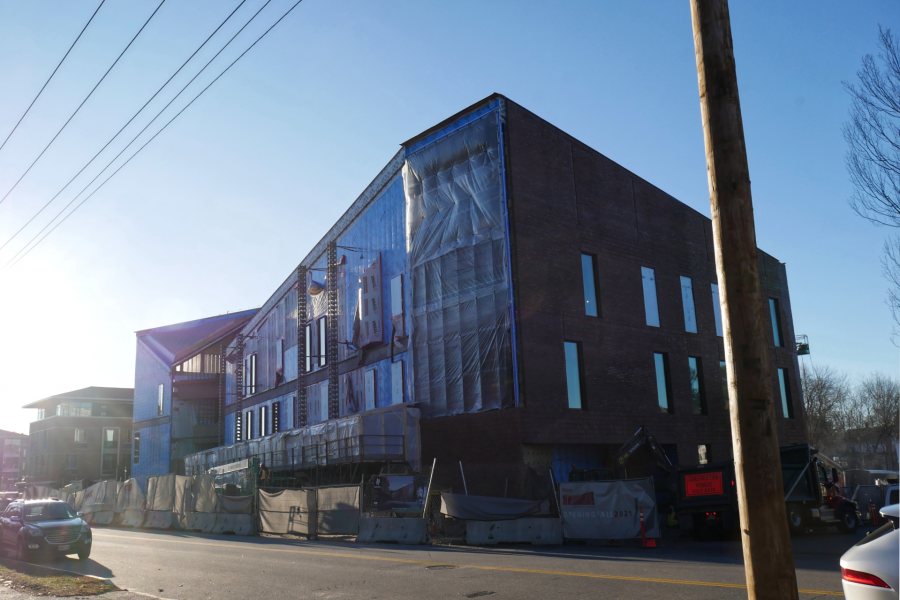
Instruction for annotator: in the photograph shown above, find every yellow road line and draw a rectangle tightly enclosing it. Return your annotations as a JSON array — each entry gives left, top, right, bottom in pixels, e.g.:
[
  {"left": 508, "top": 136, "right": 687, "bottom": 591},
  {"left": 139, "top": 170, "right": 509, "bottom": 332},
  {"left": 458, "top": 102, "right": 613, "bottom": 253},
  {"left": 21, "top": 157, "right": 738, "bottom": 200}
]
[{"left": 95, "top": 531, "right": 843, "bottom": 597}]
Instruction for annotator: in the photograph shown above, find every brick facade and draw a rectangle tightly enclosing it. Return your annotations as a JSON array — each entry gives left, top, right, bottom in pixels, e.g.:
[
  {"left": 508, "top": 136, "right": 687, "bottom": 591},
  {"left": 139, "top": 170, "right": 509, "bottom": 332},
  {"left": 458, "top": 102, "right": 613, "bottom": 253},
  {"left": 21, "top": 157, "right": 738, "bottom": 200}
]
[{"left": 421, "top": 98, "right": 806, "bottom": 492}]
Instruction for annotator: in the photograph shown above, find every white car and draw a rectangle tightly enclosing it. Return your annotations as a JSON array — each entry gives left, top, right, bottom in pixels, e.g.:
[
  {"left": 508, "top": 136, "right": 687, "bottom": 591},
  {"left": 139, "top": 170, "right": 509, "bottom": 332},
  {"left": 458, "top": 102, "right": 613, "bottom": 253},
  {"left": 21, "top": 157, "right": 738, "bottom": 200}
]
[{"left": 840, "top": 504, "right": 899, "bottom": 599}]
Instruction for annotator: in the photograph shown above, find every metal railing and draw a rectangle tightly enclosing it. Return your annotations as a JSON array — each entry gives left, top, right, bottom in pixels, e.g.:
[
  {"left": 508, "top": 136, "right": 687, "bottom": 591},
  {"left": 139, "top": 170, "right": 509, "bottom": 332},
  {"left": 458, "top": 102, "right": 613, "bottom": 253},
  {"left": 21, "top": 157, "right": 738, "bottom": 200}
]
[{"left": 186, "top": 434, "right": 405, "bottom": 475}]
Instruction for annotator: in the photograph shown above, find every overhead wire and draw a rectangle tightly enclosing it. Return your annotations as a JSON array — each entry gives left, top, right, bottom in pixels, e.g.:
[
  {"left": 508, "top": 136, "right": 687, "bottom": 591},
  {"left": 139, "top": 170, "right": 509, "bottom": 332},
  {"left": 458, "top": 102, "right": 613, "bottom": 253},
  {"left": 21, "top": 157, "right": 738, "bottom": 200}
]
[
  {"left": 0, "top": 0, "right": 250, "bottom": 253},
  {"left": 0, "top": 0, "right": 166, "bottom": 206},
  {"left": 3, "top": 0, "right": 276, "bottom": 265},
  {"left": 6, "top": 0, "right": 306, "bottom": 269},
  {"left": 0, "top": 0, "right": 107, "bottom": 154}
]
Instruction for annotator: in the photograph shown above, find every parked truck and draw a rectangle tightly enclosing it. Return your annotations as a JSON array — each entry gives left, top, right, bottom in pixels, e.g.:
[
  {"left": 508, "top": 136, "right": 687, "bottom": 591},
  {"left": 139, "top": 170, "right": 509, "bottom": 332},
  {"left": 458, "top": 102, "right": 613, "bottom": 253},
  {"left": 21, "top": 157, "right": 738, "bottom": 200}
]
[{"left": 677, "top": 444, "right": 860, "bottom": 536}]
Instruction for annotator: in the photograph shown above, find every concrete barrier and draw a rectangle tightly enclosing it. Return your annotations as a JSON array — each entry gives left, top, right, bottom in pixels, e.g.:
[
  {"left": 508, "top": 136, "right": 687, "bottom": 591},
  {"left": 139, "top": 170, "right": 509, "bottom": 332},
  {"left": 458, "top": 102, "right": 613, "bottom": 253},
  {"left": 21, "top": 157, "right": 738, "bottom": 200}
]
[
  {"left": 358, "top": 517, "right": 427, "bottom": 544},
  {"left": 465, "top": 518, "right": 563, "bottom": 546}
]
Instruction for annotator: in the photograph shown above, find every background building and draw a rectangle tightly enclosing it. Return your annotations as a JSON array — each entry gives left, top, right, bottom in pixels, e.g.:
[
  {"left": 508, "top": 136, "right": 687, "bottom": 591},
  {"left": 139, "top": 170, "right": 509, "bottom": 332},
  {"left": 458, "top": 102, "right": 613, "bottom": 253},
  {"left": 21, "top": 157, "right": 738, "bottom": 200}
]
[
  {"left": 132, "top": 310, "right": 257, "bottom": 477},
  {"left": 194, "top": 95, "right": 805, "bottom": 494},
  {"left": 0, "top": 430, "right": 27, "bottom": 491},
  {"left": 24, "top": 387, "right": 133, "bottom": 487}
]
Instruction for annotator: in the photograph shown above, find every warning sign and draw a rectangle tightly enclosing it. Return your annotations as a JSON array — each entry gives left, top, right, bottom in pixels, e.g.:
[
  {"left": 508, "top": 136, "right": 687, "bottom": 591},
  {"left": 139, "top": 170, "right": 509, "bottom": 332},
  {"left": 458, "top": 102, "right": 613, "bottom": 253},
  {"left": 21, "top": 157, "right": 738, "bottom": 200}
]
[{"left": 684, "top": 471, "right": 724, "bottom": 497}]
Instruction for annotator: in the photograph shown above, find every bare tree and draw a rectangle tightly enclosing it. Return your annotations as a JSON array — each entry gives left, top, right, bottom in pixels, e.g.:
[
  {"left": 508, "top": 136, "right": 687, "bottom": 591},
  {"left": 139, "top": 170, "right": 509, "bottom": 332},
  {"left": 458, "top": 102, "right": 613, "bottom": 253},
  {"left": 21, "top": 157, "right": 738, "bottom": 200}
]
[
  {"left": 844, "top": 27, "right": 900, "bottom": 228},
  {"left": 844, "top": 27, "right": 900, "bottom": 332},
  {"left": 884, "top": 236, "right": 900, "bottom": 329},
  {"left": 840, "top": 374, "right": 900, "bottom": 470},
  {"left": 800, "top": 363, "right": 850, "bottom": 455}
]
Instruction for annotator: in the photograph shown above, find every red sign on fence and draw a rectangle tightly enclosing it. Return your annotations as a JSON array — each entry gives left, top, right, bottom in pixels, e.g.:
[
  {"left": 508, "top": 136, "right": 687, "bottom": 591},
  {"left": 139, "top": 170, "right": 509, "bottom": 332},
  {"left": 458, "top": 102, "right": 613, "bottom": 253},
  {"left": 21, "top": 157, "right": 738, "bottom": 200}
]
[{"left": 684, "top": 471, "right": 724, "bottom": 497}]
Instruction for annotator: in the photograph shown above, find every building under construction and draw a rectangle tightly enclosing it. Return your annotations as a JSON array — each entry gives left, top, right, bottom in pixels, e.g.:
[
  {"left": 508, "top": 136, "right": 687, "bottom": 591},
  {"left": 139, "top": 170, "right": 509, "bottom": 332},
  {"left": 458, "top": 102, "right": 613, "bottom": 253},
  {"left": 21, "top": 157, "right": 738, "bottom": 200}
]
[{"left": 182, "top": 94, "right": 807, "bottom": 494}]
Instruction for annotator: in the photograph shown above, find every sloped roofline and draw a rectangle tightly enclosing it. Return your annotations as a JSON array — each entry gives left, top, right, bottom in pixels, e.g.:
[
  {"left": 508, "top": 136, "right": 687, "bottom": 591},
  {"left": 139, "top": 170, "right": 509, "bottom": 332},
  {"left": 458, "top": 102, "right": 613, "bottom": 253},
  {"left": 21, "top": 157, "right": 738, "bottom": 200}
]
[
  {"left": 136, "top": 308, "right": 258, "bottom": 367},
  {"left": 23, "top": 386, "right": 134, "bottom": 409}
]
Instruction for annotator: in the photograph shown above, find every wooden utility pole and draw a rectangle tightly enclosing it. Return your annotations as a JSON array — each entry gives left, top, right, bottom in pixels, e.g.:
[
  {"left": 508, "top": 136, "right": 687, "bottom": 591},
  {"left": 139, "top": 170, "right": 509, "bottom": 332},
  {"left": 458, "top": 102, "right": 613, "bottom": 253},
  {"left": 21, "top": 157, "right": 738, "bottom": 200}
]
[{"left": 689, "top": 2, "right": 799, "bottom": 599}]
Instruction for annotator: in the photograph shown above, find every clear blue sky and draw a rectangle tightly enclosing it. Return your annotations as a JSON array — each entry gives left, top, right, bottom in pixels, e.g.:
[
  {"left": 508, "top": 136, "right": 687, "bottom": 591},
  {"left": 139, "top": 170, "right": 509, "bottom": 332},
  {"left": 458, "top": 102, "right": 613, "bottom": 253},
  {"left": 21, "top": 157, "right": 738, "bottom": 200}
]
[{"left": 0, "top": 1, "right": 897, "bottom": 434}]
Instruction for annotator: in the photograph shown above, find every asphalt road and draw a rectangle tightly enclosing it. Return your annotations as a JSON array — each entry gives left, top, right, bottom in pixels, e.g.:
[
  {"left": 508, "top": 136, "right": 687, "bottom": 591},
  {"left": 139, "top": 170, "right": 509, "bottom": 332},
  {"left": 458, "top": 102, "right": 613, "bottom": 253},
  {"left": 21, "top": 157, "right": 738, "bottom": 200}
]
[{"left": 32, "top": 527, "right": 862, "bottom": 600}]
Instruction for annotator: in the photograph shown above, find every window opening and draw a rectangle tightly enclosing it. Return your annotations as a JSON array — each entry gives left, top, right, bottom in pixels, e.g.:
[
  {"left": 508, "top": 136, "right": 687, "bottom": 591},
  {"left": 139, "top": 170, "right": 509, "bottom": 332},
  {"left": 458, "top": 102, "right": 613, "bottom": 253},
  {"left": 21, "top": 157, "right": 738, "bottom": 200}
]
[{"left": 563, "top": 341, "right": 584, "bottom": 409}]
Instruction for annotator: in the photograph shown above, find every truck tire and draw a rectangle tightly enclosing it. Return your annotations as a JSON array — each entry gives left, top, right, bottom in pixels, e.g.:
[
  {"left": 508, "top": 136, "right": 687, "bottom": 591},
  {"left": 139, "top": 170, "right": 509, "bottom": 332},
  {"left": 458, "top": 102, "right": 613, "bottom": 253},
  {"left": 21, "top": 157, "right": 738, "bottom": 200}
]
[
  {"left": 838, "top": 507, "right": 858, "bottom": 533},
  {"left": 787, "top": 507, "right": 805, "bottom": 534}
]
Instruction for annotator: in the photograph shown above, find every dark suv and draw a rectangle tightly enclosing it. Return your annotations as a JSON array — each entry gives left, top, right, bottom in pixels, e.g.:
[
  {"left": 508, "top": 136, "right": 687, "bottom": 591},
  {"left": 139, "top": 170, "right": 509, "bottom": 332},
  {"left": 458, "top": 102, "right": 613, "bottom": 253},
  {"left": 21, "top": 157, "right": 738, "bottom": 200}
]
[{"left": 0, "top": 499, "right": 92, "bottom": 561}]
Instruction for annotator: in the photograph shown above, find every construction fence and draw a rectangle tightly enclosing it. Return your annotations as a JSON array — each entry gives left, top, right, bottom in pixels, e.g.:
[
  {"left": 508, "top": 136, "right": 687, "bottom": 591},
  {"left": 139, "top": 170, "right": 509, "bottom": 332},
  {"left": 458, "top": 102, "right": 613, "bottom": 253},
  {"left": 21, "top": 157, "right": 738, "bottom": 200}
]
[{"left": 26, "top": 475, "right": 254, "bottom": 535}]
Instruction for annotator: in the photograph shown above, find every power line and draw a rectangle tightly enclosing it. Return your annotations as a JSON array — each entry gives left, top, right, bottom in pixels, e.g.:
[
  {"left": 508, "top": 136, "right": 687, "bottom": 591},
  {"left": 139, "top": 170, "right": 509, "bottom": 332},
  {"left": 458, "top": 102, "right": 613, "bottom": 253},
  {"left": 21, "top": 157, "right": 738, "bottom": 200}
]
[
  {"left": 0, "top": 0, "right": 166, "bottom": 206},
  {"left": 0, "top": 0, "right": 107, "bottom": 154},
  {"left": 2, "top": 0, "right": 276, "bottom": 263},
  {"left": 6, "top": 0, "right": 306, "bottom": 269},
  {"left": 0, "top": 0, "right": 250, "bottom": 253}
]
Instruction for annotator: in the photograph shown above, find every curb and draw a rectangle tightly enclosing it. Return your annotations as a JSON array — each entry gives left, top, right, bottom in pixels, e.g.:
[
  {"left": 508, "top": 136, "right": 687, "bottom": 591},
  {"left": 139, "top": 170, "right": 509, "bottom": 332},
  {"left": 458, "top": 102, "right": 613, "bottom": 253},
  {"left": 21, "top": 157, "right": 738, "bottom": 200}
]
[{"left": 0, "top": 557, "right": 115, "bottom": 587}]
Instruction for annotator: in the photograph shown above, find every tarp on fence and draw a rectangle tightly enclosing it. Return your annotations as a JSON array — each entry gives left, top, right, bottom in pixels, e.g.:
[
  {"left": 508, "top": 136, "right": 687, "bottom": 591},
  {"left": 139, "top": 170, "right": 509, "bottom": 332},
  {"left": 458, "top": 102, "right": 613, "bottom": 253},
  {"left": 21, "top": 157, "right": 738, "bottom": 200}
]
[
  {"left": 141, "top": 474, "right": 253, "bottom": 533},
  {"left": 258, "top": 489, "right": 316, "bottom": 535},
  {"left": 24, "top": 485, "right": 60, "bottom": 500},
  {"left": 316, "top": 485, "right": 360, "bottom": 535},
  {"left": 114, "top": 479, "right": 145, "bottom": 527},
  {"left": 559, "top": 478, "right": 659, "bottom": 540},
  {"left": 79, "top": 480, "right": 120, "bottom": 525},
  {"left": 143, "top": 474, "right": 184, "bottom": 529},
  {"left": 440, "top": 493, "right": 543, "bottom": 521}
]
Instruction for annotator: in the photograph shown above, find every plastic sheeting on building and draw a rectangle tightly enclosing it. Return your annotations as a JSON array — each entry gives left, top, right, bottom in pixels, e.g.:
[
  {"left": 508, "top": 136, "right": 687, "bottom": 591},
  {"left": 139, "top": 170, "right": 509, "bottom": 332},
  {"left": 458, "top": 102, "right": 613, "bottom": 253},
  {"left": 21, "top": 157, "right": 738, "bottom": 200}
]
[
  {"left": 440, "top": 493, "right": 544, "bottom": 521},
  {"left": 258, "top": 488, "right": 316, "bottom": 536},
  {"left": 559, "top": 478, "right": 660, "bottom": 540},
  {"left": 403, "top": 107, "right": 513, "bottom": 418},
  {"left": 184, "top": 404, "right": 420, "bottom": 474}
]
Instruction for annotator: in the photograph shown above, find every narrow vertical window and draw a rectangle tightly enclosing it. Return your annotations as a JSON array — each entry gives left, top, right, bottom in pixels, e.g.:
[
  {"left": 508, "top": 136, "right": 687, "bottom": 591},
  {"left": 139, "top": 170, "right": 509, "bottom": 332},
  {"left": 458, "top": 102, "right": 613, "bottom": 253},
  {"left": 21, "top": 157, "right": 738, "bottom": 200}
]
[
  {"left": 235, "top": 412, "right": 243, "bottom": 442},
  {"left": 133, "top": 432, "right": 141, "bottom": 464},
  {"left": 275, "top": 338, "right": 284, "bottom": 380},
  {"left": 641, "top": 267, "right": 659, "bottom": 327},
  {"left": 563, "top": 341, "right": 584, "bottom": 409},
  {"left": 720, "top": 360, "right": 728, "bottom": 409},
  {"left": 581, "top": 253, "right": 599, "bottom": 317},
  {"left": 304, "top": 323, "right": 312, "bottom": 372},
  {"left": 777, "top": 368, "right": 793, "bottom": 418},
  {"left": 157, "top": 384, "right": 164, "bottom": 416},
  {"left": 247, "top": 353, "right": 257, "bottom": 395},
  {"left": 688, "top": 356, "right": 706, "bottom": 415},
  {"left": 680, "top": 276, "right": 697, "bottom": 333},
  {"left": 653, "top": 352, "right": 672, "bottom": 413},
  {"left": 259, "top": 405, "right": 267, "bottom": 437},
  {"left": 769, "top": 298, "right": 784, "bottom": 347},
  {"left": 244, "top": 410, "right": 253, "bottom": 440},
  {"left": 711, "top": 283, "right": 723, "bottom": 336},
  {"left": 318, "top": 317, "right": 327, "bottom": 367}
]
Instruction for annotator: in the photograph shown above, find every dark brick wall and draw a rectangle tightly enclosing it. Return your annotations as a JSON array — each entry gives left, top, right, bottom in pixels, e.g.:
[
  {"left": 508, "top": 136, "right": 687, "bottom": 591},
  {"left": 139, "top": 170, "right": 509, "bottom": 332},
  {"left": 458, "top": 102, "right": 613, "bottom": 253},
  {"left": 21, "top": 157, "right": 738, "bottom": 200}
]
[{"left": 499, "top": 98, "right": 806, "bottom": 467}]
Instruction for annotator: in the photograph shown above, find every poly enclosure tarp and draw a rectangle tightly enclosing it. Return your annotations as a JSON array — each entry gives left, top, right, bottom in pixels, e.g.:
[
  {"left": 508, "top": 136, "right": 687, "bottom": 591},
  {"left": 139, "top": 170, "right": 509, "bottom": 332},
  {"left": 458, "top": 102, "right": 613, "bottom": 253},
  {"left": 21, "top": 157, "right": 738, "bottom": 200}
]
[
  {"left": 559, "top": 478, "right": 660, "bottom": 540},
  {"left": 259, "top": 488, "right": 316, "bottom": 535},
  {"left": 440, "top": 493, "right": 543, "bottom": 521},
  {"left": 184, "top": 404, "right": 421, "bottom": 474},
  {"left": 403, "top": 105, "right": 514, "bottom": 418}
]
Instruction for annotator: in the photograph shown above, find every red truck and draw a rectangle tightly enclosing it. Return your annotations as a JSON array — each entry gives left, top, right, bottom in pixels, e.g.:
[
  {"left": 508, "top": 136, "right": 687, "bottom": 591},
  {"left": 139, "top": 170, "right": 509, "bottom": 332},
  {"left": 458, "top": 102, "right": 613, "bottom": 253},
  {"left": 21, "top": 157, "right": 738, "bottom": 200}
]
[{"left": 677, "top": 444, "right": 860, "bottom": 537}]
